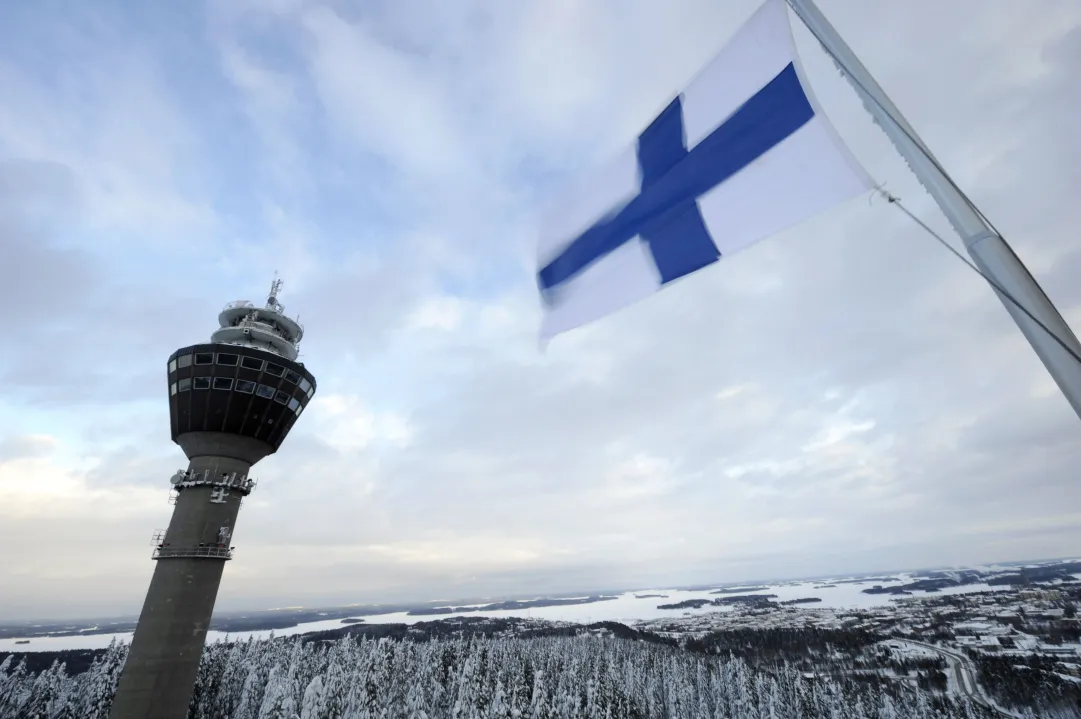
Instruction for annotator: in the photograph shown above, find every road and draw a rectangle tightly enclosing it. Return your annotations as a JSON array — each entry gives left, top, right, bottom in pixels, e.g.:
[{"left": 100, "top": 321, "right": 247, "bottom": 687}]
[{"left": 895, "top": 639, "right": 1019, "bottom": 718}]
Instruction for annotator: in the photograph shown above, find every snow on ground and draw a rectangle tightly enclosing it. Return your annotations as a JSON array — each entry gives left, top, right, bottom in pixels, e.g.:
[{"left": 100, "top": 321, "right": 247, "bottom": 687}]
[
  {"left": 0, "top": 575, "right": 1014, "bottom": 652},
  {"left": 880, "top": 640, "right": 941, "bottom": 661}
]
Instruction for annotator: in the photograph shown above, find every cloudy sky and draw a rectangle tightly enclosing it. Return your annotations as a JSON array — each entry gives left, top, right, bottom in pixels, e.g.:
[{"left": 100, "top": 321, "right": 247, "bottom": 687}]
[{"left": 2, "top": 0, "right": 1080, "bottom": 621}]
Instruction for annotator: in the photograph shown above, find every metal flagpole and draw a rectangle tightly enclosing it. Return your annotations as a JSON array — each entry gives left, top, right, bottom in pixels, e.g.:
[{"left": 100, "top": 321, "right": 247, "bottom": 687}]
[{"left": 785, "top": 0, "right": 1081, "bottom": 422}]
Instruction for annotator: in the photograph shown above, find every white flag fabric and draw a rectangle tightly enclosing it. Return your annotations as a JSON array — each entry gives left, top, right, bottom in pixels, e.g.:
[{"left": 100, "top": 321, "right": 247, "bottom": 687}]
[{"left": 536, "top": 0, "right": 873, "bottom": 341}]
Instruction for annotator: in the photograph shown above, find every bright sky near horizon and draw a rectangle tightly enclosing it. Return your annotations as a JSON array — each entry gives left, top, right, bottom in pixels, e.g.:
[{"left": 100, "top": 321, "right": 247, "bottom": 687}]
[{"left": 1, "top": 0, "right": 1080, "bottom": 621}]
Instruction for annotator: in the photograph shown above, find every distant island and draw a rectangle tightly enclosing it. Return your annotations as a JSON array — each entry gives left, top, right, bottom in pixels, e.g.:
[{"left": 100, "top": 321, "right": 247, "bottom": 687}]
[
  {"left": 408, "top": 595, "right": 618, "bottom": 616},
  {"left": 658, "top": 599, "right": 712, "bottom": 610},
  {"left": 659, "top": 594, "right": 778, "bottom": 610},
  {"left": 657, "top": 594, "right": 821, "bottom": 611},
  {"left": 634, "top": 594, "right": 669, "bottom": 599},
  {"left": 710, "top": 586, "right": 770, "bottom": 595}
]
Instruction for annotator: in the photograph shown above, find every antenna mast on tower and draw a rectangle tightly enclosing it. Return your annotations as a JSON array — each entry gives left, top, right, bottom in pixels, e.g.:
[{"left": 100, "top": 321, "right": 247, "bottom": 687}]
[{"left": 266, "top": 274, "right": 285, "bottom": 313}]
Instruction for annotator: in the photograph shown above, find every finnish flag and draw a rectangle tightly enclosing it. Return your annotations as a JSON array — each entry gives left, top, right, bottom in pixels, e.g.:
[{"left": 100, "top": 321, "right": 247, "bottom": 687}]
[{"left": 537, "top": 0, "right": 873, "bottom": 340}]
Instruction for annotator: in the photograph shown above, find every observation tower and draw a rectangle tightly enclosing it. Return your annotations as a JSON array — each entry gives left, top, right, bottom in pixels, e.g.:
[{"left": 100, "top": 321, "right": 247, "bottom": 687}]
[{"left": 109, "top": 279, "right": 316, "bottom": 719}]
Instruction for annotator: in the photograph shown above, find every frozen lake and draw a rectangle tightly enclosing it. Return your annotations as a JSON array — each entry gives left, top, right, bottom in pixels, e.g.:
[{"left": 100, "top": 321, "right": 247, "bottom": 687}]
[{"left": 0, "top": 574, "right": 1012, "bottom": 652}]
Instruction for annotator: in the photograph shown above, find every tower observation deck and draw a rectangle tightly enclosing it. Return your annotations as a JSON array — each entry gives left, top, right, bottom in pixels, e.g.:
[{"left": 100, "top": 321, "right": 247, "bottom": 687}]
[{"left": 109, "top": 279, "right": 316, "bottom": 719}]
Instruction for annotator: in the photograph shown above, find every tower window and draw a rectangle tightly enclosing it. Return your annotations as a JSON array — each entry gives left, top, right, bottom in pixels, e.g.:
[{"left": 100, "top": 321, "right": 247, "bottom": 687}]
[
  {"left": 177, "top": 355, "right": 192, "bottom": 369},
  {"left": 192, "top": 377, "right": 211, "bottom": 390},
  {"left": 299, "top": 378, "right": 311, "bottom": 393},
  {"left": 265, "top": 363, "right": 285, "bottom": 377},
  {"left": 216, "top": 353, "right": 239, "bottom": 366},
  {"left": 274, "top": 391, "right": 290, "bottom": 405},
  {"left": 235, "top": 380, "right": 256, "bottom": 394},
  {"left": 287, "top": 397, "right": 300, "bottom": 411},
  {"left": 284, "top": 370, "right": 300, "bottom": 384},
  {"left": 241, "top": 357, "right": 264, "bottom": 371},
  {"left": 194, "top": 353, "right": 214, "bottom": 365},
  {"left": 256, "top": 384, "right": 276, "bottom": 399},
  {"left": 170, "top": 383, "right": 178, "bottom": 396},
  {"left": 306, "top": 388, "right": 314, "bottom": 400},
  {"left": 295, "top": 404, "right": 303, "bottom": 417},
  {"left": 178, "top": 378, "right": 192, "bottom": 391},
  {"left": 213, "top": 377, "right": 234, "bottom": 390},
  {"left": 168, "top": 359, "right": 177, "bottom": 373}
]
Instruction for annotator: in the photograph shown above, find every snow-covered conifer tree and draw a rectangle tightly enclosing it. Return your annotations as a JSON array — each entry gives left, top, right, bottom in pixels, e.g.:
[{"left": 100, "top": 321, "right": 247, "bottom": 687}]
[{"left": 299, "top": 675, "right": 324, "bottom": 719}]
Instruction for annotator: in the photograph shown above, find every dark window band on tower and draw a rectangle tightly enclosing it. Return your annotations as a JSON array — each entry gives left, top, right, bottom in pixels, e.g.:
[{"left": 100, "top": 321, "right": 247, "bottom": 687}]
[
  {"left": 194, "top": 353, "right": 214, "bottom": 365},
  {"left": 171, "top": 374, "right": 314, "bottom": 399}
]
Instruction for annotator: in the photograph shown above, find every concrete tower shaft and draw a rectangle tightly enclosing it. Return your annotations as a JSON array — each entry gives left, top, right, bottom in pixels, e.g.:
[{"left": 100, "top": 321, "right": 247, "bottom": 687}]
[
  {"left": 109, "top": 281, "right": 315, "bottom": 719},
  {"left": 108, "top": 448, "right": 258, "bottom": 718}
]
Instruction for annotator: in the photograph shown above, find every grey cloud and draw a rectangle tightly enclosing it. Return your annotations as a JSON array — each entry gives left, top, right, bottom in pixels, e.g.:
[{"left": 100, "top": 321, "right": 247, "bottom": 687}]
[
  {"left": 0, "top": 155, "right": 215, "bottom": 405},
  {"left": 3, "top": 0, "right": 1081, "bottom": 619},
  {"left": 82, "top": 441, "right": 179, "bottom": 490},
  {"left": 0, "top": 434, "right": 57, "bottom": 461},
  {"left": 0, "top": 509, "right": 164, "bottom": 620},
  {"left": 291, "top": 246, "right": 438, "bottom": 360},
  {"left": 0, "top": 160, "right": 88, "bottom": 325}
]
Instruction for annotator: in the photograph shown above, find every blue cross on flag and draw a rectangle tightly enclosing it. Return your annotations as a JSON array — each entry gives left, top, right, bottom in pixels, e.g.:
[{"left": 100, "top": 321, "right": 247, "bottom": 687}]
[{"left": 536, "top": 0, "right": 872, "bottom": 341}]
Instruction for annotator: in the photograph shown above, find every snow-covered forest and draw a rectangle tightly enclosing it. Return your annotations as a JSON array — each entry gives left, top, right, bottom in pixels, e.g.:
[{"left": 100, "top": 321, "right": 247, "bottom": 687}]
[{"left": 0, "top": 629, "right": 1012, "bottom": 719}]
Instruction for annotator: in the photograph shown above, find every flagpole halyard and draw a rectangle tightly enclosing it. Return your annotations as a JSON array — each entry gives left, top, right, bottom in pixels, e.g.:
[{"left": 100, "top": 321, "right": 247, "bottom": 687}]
[
  {"left": 881, "top": 190, "right": 1081, "bottom": 369},
  {"left": 785, "top": 0, "right": 1081, "bottom": 422}
]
